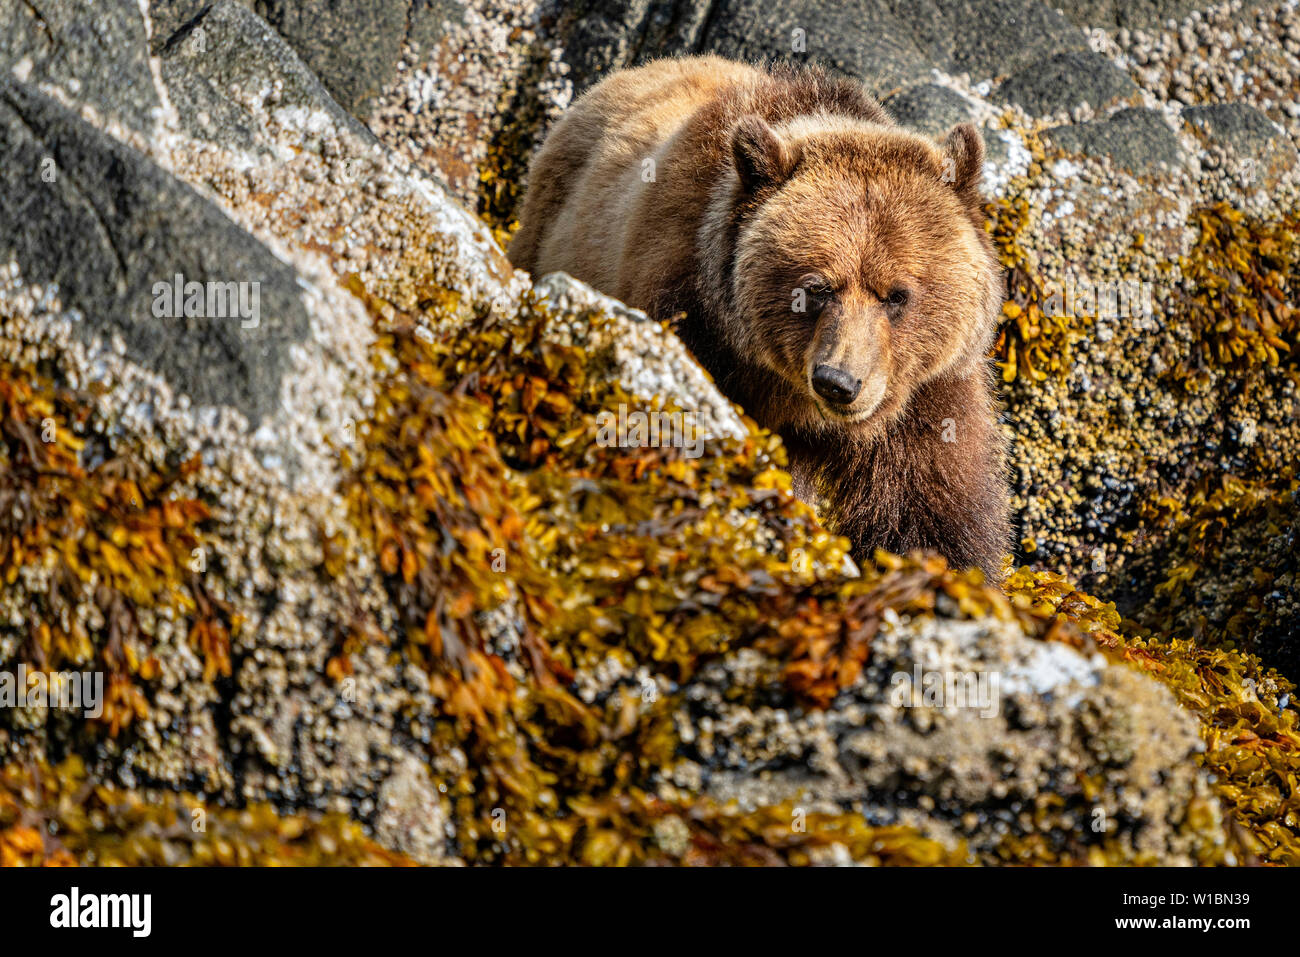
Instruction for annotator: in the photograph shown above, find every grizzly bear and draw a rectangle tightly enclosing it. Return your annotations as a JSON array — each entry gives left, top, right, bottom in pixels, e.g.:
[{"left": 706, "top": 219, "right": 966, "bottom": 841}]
[{"left": 510, "top": 56, "right": 1010, "bottom": 577}]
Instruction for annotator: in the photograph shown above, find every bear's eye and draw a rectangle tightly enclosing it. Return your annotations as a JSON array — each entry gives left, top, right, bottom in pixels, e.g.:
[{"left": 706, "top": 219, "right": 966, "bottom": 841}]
[
  {"left": 797, "top": 274, "right": 834, "bottom": 313},
  {"left": 795, "top": 270, "right": 837, "bottom": 315},
  {"left": 884, "top": 288, "right": 910, "bottom": 308}
]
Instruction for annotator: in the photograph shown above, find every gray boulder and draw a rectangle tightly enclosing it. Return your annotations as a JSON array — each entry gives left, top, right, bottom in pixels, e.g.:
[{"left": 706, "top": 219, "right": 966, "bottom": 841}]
[
  {"left": 157, "top": 0, "right": 378, "bottom": 152},
  {"left": 0, "top": 0, "right": 163, "bottom": 136},
  {"left": 692, "top": 0, "right": 932, "bottom": 99},
  {"left": 883, "top": 83, "right": 977, "bottom": 136},
  {"left": 995, "top": 50, "right": 1139, "bottom": 117},
  {"left": 882, "top": 0, "right": 1088, "bottom": 82},
  {"left": 551, "top": 0, "right": 716, "bottom": 94},
  {"left": 553, "top": 0, "right": 1095, "bottom": 100},
  {"left": 147, "top": 1, "right": 462, "bottom": 116},
  {"left": 1182, "top": 102, "right": 1300, "bottom": 176},
  {"left": 0, "top": 78, "right": 309, "bottom": 422},
  {"left": 1045, "top": 107, "right": 1184, "bottom": 174},
  {"left": 249, "top": 0, "right": 460, "bottom": 114}
]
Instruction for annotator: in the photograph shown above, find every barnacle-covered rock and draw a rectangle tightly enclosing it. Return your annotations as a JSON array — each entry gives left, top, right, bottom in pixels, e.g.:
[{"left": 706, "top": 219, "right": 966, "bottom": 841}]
[
  {"left": 0, "top": 77, "right": 311, "bottom": 423},
  {"left": 1, "top": 0, "right": 1298, "bottom": 868},
  {"left": 1130, "top": 478, "right": 1300, "bottom": 679},
  {"left": 692, "top": 612, "right": 1225, "bottom": 865}
]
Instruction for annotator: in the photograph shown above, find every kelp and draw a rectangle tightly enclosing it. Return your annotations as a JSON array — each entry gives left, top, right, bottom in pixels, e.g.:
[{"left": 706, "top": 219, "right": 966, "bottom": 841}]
[
  {"left": 0, "top": 363, "right": 234, "bottom": 739},
  {"left": 0, "top": 757, "right": 413, "bottom": 866}
]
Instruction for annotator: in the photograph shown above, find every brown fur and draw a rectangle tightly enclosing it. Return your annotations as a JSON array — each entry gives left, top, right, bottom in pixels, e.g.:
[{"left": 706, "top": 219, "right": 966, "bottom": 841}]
[{"left": 511, "top": 56, "right": 1010, "bottom": 576}]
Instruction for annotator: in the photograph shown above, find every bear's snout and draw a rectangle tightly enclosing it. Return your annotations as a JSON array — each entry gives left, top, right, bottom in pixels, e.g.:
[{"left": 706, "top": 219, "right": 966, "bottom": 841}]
[{"left": 811, "top": 364, "right": 862, "bottom": 405}]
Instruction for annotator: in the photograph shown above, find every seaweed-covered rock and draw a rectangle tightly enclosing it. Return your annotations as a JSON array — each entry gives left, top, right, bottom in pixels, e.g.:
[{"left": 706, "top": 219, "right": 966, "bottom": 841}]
[
  {"left": 3, "top": 0, "right": 1300, "bottom": 868},
  {"left": 1129, "top": 480, "right": 1300, "bottom": 680},
  {"left": 693, "top": 612, "right": 1223, "bottom": 864}
]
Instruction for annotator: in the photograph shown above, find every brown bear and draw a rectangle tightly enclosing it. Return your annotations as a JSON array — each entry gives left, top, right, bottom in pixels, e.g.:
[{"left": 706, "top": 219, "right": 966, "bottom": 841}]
[{"left": 510, "top": 56, "right": 1010, "bottom": 577}]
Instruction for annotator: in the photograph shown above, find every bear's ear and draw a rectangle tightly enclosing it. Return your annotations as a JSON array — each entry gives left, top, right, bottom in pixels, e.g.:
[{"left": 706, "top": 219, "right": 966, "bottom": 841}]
[
  {"left": 939, "top": 123, "right": 985, "bottom": 205},
  {"left": 732, "top": 116, "right": 798, "bottom": 193}
]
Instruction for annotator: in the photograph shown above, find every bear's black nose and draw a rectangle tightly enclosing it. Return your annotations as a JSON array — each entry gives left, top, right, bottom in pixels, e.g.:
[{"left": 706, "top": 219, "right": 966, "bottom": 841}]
[{"left": 811, "top": 365, "right": 861, "bottom": 405}]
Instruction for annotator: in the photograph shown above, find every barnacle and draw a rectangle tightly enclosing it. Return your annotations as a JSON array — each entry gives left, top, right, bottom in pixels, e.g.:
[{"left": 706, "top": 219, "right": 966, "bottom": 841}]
[
  {"left": 4, "top": 259, "right": 1297, "bottom": 865},
  {"left": 4, "top": 189, "right": 1299, "bottom": 865},
  {"left": 320, "top": 279, "right": 1280, "bottom": 866}
]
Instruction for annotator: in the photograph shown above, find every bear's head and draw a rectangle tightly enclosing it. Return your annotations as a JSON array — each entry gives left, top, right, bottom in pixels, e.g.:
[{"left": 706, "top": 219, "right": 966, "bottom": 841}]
[{"left": 714, "top": 114, "right": 1002, "bottom": 436}]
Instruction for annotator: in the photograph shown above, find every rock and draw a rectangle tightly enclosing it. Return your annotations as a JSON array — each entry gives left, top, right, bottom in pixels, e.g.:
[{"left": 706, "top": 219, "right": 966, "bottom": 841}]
[
  {"left": 1182, "top": 102, "right": 1300, "bottom": 191},
  {"left": 148, "top": 1, "right": 462, "bottom": 117},
  {"left": 157, "top": 0, "right": 378, "bottom": 153},
  {"left": 251, "top": 0, "right": 461, "bottom": 115},
  {"left": 696, "top": 613, "right": 1220, "bottom": 863},
  {"left": 0, "top": 0, "right": 163, "bottom": 137},
  {"left": 373, "top": 756, "right": 456, "bottom": 865},
  {"left": 1045, "top": 107, "right": 1184, "bottom": 174},
  {"left": 1130, "top": 485, "right": 1300, "bottom": 682},
  {"left": 554, "top": 0, "right": 714, "bottom": 94},
  {"left": 883, "top": 83, "right": 977, "bottom": 136},
  {"left": 995, "top": 50, "right": 1139, "bottom": 116},
  {"left": 146, "top": 0, "right": 254, "bottom": 49},
  {"left": 1182, "top": 103, "right": 1290, "bottom": 157},
  {"left": 556, "top": 0, "right": 1092, "bottom": 96},
  {"left": 883, "top": 0, "right": 1089, "bottom": 83},
  {"left": 532, "top": 272, "right": 747, "bottom": 443},
  {"left": 880, "top": 83, "right": 1015, "bottom": 188},
  {"left": 0, "top": 77, "right": 309, "bottom": 422},
  {"left": 691, "top": 0, "right": 932, "bottom": 100},
  {"left": 2, "top": 0, "right": 1298, "bottom": 869},
  {"left": 1058, "top": 0, "right": 1270, "bottom": 31},
  {"left": 689, "top": 0, "right": 1091, "bottom": 96}
]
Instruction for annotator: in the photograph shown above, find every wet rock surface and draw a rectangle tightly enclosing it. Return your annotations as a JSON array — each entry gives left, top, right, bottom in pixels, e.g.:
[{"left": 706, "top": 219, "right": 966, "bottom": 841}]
[{"left": 0, "top": 0, "right": 1298, "bottom": 866}]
